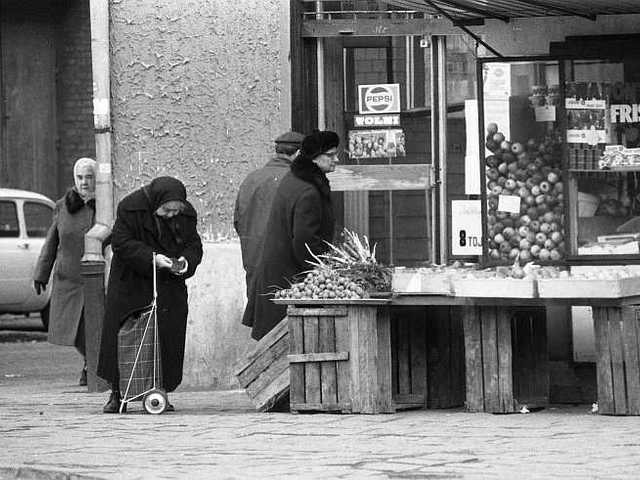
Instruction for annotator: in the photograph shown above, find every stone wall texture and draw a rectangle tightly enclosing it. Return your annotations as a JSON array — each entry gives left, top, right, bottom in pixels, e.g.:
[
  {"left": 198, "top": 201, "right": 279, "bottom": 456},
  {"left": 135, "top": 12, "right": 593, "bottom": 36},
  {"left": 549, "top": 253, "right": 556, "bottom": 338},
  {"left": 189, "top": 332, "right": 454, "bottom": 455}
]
[{"left": 109, "top": 0, "right": 290, "bottom": 239}]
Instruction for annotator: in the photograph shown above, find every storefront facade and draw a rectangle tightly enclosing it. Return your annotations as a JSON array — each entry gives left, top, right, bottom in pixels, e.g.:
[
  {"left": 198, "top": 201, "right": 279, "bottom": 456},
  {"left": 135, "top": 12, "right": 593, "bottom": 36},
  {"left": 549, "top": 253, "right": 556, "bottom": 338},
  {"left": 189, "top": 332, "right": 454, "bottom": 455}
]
[{"left": 290, "top": 0, "right": 640, "bottom": 402}]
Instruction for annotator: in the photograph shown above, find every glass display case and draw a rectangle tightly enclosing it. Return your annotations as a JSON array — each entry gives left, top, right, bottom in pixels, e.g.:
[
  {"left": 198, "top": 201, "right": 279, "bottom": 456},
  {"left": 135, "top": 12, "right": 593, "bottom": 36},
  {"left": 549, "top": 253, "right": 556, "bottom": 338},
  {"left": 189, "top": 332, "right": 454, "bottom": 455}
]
[
  {"left": 477, "top": 58, "right": 565, "bottom": 265},
  {"left": 477, "top": 56, "right": 640, "bottom": 265}
]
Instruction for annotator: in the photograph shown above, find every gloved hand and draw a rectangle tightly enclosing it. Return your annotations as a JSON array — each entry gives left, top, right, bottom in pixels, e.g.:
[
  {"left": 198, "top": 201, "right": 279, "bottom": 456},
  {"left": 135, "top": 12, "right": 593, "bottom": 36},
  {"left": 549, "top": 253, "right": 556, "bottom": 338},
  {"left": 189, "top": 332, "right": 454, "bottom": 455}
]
[{"left": 34, "top": 280, "right": 47, "bottom": 295}]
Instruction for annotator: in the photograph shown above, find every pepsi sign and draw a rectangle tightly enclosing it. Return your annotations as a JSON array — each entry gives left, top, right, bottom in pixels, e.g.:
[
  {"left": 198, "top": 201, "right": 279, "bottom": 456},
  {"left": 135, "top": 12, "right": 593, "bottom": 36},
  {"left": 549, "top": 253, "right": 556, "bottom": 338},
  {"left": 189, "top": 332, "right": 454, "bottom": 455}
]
[{"left": 358, "top": 83, "right": 401, "bottom": 115}]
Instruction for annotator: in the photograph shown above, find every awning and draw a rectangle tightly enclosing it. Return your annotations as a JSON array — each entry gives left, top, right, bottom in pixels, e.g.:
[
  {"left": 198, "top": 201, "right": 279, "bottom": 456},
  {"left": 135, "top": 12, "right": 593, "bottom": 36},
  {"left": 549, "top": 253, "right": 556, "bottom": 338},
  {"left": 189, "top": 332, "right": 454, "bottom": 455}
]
[{"left": 384, "top": 0, "right": 640, "bottom": 22}]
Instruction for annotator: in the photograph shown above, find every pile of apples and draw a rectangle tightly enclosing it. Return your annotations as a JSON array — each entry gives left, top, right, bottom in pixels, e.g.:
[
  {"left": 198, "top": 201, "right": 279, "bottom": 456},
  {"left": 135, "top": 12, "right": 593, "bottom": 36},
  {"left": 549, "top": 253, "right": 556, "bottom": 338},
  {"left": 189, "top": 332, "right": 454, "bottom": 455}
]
[
  {"left": 485, "top": 123, "right": 565, "bottom": 264},
  {"left": 274, "top": 268, "right": 366, "bottom": 300}
]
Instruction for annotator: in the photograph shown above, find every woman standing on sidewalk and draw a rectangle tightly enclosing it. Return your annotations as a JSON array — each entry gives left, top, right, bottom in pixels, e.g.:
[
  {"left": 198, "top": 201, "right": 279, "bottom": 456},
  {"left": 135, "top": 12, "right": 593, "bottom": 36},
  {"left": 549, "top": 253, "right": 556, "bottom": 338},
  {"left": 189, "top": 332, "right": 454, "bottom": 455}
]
[
  {"left": 33, "top": 157, "right": 97, "bottom": 386},
  {"left": 97, "top": 176, "right": 203, "bottom": 413}
]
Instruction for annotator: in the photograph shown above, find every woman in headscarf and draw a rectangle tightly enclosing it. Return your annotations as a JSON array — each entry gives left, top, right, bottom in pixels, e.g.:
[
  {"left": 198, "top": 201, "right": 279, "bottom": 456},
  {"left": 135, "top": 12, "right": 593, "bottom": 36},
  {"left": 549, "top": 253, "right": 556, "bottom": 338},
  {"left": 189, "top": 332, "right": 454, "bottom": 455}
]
[
  {"left": 243, "top": 130, "right": 340, "bottom": 340},
  {"left": 98, "top": 176, "right": 203, "bottom": 413},
  {"left": 34, "top": 157, "right": 97, "bottom": 386}
]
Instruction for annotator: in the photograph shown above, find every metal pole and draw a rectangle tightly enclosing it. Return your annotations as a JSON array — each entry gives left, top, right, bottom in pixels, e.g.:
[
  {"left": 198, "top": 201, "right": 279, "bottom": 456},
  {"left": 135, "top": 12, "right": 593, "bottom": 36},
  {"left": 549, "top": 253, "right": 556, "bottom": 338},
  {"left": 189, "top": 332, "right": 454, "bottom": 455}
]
[
  {"left": 436, "top": 36, "right": 448, "bottom": 265},
  {"left": 81, "top": 0, "right": 113, "bottom": 392},
  {"left": 316, "top": 2, "right": 325, "bottom": 129}
]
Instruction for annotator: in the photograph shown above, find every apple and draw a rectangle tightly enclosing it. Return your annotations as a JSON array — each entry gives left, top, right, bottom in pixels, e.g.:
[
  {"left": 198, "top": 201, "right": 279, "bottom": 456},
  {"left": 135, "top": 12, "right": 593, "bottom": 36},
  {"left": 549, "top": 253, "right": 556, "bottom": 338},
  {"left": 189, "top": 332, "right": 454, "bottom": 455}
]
[
  {"left": 542, "top": 212, "right": 555, "bottom": 223},
  {"left": 499, "top": 241, "right": 512, "bottom": 253},
  {"left": 486, "top": 167, "right": 499, "bottom": 180},
  {"left": 486, "top": 140, "right": 499, "bottom": 152},
  {"left": 535, "top": 194, "right": 546, "bottom": 205},
  {"left": 526, "top": 231, "right": 536, "bottom": 243},
  {"left": 518, "top": 187, "right": 530, "bottom": 198},
  {"left": 526, "top": 138, "right": 537, "bottom": 150},
  {"left": 509, "top": 248, "right": 520, "bottom": 259},
  {"left": 549, "top": 222, "right": 559, "bottom": 232},
  {"left": 530, "top": 245, "right": 541, "bottom": 257},
  {"left": 518, "top": 225, "right": 530, "bottom": 237},
  {"left": 550, "top": 231, "right": 563, "bottom": 243},
  {"left": 487, "top": 123, "right": 499, "bottom": 134},
  {"left": 505, "top": 179, "right": 517, "bottom": 190},
  {"left": 494, "top": 233, "right": 505, "bottom": 244},
  {"left": 531, "top": 185, "right": 541, "bottom": 196},
  {"left": 519, "top": 250, "right": 532, "bottom": 263},
  {"left": 489, "top": 248, "right": 500, "bottom": 259},
  {"left": 502, "top": 217, "right": 514, "bottom": 228},
  {"left": 519, "top": 215, "right": 531, "bottom": 226},
  {"left": 503, "top": 227, "right": 515, "bottom": 239},
  {"left": 507, "top": 162, "right": 519, "bottom": 174},
  {"left": 554, "top": 182, "right": 563, "bottom": 193},
  {"left": 530, "top": 220, "right": 541, "bottom": 232},
  {"left": 497, "top": 176, "right": 507, "bottom": 186},
  {"left": 544, "top": 238, "right": 556, "bottom": 250},
  {"left": 550, "top": 249, "right": 562, "bottom": 261},
  {"left": 510, "top": 234, "right": 521, "bottom": 247},
  {"left": 525, "top": 195, "right": 536, "bottom": 206},
  {"left": 527, "top": 208, "right": 539, "bottom": 220},
  {"left": 511, "top": 142, "right": 524, "bottom": 155},
  {"left": 539, "top": 222, "right": 551, "bottom": 234},
  {"left": 538, "top": 248, "right": 551, "bottom": 261},
  {"left": 500, "top": 140, "right": 512, "bottom": 151},
  {"left": 498, "top": 162, "right": 508, "bottom": 174},
  {"left": 493, "top": 132, "right": 505, "bottom": 143},
  {"left": 547, "top": 171, "right": 559, "bottom": 183},
  {"left": 491, "top": 185, "right": 503, "bottom": 196},
  {"left": 536, "top": 232, "right": 548, "bottom": 245},
  {"left": 502, "top": 152, "right": 516, "bottom": 163},
  {"left": 520, "top": 238, "right": 531, "bottom": 250},
  {"left": 539, "top": 181, "right": 551, "bottom": 193}
]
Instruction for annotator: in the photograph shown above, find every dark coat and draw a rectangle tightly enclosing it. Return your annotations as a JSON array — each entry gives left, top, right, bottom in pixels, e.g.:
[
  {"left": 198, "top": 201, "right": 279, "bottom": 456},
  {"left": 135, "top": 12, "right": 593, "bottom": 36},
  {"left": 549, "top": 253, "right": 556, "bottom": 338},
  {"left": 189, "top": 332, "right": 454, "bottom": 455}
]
[
  {"left": 34, "top": 189, "right": 94, "bottom": 347},
  {"left": 97, "top": 187, "right": 203, "bottom": 392},
  {"left": 233, "top": 154, "right": 292, "bottom": 307},
  {"left": 243, "top": 161, "right": 335, "bottom": 340}
]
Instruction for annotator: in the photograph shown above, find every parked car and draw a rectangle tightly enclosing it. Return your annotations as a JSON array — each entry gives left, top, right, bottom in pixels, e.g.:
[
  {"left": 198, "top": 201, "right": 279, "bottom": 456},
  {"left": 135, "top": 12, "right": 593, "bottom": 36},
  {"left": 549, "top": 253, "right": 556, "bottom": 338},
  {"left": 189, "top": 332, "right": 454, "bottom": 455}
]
[{"left": 0, "top": 188, "right": 55, "bottom": 329}]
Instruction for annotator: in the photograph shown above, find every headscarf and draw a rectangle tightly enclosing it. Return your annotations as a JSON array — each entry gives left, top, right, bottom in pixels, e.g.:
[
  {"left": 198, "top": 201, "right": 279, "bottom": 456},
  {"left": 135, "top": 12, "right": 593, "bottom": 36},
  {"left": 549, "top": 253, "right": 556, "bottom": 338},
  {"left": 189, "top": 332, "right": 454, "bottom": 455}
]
[
  {"left": 145, "top": 176, "right": 187, "bottom": 210},
  {"left": 73, "top": 157, "right": 97, "bottom": 202}
]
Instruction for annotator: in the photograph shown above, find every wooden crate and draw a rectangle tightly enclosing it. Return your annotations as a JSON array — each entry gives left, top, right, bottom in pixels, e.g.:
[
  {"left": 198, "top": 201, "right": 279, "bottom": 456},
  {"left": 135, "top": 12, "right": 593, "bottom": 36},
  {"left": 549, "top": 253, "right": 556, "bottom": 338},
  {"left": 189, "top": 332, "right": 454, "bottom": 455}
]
[
  {"left": 462, "top": 306, "right": 548, "bottom": 413},
  {"left": 287, "top": 304, "right": 395, "bottom": 414},
  {"left": 235, "top": 317, "right": 290, "bottom": 412},
  {"left": 390, "top": 306, "right": 465, "bottom": 410},
  {"left": 538, "top": 277, "right": 640, "bottom": 298},
  {"left": 453, "top": 278, "right": 537, "bottom": 298},
  {"left": 593, "top": 306, "right": 640, "bottom": 415}
]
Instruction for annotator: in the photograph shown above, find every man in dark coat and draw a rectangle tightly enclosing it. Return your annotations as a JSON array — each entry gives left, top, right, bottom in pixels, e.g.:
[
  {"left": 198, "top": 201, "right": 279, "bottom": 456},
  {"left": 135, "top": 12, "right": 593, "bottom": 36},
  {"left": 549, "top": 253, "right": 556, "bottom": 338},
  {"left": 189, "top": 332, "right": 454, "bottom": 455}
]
[
  {"left": 98, "top": 177, "right": 203, "bottom": 413},
  {"left": 233, "top": 130, "right": 304, "bottom": 327},
  {"left": 243, "top": 130, "right": 340, "bottom": 340}
]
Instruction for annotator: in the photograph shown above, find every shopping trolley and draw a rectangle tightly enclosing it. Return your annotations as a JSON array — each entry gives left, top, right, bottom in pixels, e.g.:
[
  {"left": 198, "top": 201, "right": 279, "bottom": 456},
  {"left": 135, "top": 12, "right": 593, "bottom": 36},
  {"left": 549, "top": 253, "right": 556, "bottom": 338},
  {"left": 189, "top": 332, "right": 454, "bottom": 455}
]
[{"left": 117, "top": 252, "right": 168, "bottom": 414}]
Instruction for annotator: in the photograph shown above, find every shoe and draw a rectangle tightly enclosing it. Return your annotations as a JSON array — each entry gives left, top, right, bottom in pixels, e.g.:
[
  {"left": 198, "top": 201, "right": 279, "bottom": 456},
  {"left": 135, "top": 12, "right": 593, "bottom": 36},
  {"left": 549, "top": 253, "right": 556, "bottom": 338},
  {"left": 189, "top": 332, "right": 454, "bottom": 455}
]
[
  {"left": 103, "top": 391, "right": 126, "bottom": 414},
  {"left": 166, "top": 403, "right": 175, "bottom": 412},
  {"left": 78, "top": 367, "right": 87, "bottom": 386}
]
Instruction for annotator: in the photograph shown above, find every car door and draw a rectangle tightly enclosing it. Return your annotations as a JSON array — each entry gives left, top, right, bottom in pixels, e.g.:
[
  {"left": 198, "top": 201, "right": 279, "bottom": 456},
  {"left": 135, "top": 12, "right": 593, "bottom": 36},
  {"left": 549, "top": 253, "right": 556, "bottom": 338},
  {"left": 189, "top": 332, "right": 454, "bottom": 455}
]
[{"left": 0, "top": 199, "right": 31, "bottom": 306}]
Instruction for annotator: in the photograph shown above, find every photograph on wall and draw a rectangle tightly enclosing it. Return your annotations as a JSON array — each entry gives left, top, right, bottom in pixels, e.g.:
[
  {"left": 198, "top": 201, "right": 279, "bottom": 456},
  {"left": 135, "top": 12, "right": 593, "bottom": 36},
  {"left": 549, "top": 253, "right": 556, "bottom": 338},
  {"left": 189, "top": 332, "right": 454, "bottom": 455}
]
[{"left": 348, "top": 129, "right": 406, "bottom": 159}]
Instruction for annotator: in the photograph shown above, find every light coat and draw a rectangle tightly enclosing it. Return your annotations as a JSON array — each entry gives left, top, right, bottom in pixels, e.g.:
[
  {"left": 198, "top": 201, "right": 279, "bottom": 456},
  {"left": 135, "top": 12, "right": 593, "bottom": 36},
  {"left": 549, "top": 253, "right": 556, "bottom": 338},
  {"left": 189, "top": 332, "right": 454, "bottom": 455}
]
[{"left": 34, "top": 189, "right": 94, "bottom": 346}]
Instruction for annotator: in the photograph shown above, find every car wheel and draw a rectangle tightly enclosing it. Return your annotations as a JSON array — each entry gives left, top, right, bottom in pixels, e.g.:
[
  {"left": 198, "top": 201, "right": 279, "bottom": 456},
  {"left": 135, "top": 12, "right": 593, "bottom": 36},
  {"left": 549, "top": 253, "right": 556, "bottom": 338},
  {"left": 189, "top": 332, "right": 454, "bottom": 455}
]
[{"left": 40, "top": 302, "right": 50, "bottom": 331}]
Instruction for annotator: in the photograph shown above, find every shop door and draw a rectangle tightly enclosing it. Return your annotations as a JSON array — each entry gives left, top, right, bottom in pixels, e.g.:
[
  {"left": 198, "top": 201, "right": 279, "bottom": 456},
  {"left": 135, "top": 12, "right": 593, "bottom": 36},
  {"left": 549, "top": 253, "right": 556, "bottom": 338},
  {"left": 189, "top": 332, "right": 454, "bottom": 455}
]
[
  {"left": 323, "top": 37, "right": 432, "bottom": 266},
  {"left": 0, "top": 6, "right": 57, "bottom": 198}
]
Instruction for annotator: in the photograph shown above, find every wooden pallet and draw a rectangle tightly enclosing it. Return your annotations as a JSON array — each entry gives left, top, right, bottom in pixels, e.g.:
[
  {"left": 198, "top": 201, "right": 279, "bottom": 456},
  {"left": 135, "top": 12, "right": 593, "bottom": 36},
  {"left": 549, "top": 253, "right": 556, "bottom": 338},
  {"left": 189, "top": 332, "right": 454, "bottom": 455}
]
[{"left": 235, "top": 317, "right": 290, "bottom": 412}]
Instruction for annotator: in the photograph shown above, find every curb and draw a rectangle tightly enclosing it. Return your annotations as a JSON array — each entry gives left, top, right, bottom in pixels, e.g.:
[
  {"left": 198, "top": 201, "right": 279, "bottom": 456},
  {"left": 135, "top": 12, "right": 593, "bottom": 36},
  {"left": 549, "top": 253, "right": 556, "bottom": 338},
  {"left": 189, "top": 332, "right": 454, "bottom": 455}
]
[{"left": 0, "top": 467, "right": 104, "bottom": 480}]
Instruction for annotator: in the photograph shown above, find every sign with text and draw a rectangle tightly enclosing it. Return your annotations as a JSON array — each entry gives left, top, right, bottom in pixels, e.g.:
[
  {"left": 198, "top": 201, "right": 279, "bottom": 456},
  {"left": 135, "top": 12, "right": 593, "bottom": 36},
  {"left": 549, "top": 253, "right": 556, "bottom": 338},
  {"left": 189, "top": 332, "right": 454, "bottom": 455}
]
[
  {"left": 358, "top": 83, "right": 401, "bottom": 114},
  {"left": 451, "top": 200, "right": 482, "bottom": 256},
  {"left": 354, "top": 114, "right": 400, "bottom": 127}
]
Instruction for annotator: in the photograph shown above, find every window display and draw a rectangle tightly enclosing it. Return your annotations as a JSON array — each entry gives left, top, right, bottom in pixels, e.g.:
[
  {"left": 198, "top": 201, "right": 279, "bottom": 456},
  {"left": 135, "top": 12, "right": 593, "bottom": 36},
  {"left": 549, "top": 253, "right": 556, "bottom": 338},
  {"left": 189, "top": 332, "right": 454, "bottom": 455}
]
[{"left": 479, "top": 59, "right": 565, "bottom": 265}]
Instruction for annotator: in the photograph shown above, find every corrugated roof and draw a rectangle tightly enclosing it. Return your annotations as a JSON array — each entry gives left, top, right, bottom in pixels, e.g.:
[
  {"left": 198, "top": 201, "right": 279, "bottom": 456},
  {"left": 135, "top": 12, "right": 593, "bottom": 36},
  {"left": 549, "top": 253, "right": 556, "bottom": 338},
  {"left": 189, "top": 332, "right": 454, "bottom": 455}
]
[{"left": 384, "top": 0, "right": 640, "bottom": 22}]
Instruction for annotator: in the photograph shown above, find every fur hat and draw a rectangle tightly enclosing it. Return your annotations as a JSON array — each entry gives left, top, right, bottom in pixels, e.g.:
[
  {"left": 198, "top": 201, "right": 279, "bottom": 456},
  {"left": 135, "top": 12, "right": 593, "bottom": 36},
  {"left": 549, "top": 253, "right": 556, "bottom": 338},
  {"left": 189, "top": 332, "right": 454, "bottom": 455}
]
[{"left": 300, "top": 130, "right": 340, "bottom": 161}]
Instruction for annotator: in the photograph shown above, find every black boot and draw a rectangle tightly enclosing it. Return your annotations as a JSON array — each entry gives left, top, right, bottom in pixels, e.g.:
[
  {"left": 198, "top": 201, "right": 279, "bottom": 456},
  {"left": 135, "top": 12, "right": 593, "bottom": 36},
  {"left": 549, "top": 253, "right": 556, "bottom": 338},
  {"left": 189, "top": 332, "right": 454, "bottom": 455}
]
[{"left": 103, "top": 390, "right": 126, "bottom": 414}]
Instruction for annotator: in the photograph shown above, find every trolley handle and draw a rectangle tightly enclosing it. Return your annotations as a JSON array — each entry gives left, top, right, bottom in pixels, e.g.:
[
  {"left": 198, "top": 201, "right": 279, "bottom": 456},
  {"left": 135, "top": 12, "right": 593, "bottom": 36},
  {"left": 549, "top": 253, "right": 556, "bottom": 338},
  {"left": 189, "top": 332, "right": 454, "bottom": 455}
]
[{"left": 152, "top": 252, "right": 158, "bottom": 301}]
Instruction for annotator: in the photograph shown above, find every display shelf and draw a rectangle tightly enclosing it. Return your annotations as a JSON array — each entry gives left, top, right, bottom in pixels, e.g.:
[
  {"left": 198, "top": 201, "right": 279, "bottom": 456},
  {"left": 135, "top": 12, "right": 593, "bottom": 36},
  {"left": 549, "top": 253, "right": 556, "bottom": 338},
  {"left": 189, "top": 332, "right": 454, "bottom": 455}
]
[{"left": 569, "top": 167, "right": 640, "bottom": 173}]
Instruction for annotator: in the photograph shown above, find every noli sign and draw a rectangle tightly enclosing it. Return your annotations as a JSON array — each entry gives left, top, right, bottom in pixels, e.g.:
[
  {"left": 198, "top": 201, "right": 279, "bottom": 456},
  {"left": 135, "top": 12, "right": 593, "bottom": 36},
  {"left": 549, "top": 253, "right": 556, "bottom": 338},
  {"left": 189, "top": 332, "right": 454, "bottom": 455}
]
[{"left": 358, "top": 84, "right": 401, "bottom": 114}]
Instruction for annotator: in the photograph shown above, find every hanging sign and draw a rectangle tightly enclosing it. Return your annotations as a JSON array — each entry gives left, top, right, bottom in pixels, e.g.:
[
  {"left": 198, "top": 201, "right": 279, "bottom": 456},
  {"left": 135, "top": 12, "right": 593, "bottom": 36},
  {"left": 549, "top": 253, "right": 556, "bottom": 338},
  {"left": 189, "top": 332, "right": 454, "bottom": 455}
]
[
  {"left": 358, "top": 83, "right": 401, "bottom": 114},
  {"left": 451, "top": 200, "right": 482, "bottom": 256}
]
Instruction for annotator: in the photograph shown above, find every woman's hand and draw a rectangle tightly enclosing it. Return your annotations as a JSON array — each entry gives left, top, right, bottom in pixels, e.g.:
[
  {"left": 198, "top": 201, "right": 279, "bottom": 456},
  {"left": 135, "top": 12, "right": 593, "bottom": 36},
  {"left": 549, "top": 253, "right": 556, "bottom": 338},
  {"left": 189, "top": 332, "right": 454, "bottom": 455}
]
[{"left": 154, "top": 253, "right": 174, "bottom": 269}]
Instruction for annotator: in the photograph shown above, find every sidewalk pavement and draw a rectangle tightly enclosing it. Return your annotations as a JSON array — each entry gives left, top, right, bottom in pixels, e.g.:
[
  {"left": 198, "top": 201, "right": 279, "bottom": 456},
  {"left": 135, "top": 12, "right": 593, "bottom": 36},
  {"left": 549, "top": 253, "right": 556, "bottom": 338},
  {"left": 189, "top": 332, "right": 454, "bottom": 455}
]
[{"left": 2, "top": 346, "right": 640, "bottom": 479}]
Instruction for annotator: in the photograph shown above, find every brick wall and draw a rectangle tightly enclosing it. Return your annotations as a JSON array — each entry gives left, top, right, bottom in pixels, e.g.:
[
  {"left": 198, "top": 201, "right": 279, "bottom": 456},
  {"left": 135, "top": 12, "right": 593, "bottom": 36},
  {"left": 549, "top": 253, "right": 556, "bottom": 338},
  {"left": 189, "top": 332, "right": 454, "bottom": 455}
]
[{"left": 55, "top": 0, "right": 95, "bottom": 197}]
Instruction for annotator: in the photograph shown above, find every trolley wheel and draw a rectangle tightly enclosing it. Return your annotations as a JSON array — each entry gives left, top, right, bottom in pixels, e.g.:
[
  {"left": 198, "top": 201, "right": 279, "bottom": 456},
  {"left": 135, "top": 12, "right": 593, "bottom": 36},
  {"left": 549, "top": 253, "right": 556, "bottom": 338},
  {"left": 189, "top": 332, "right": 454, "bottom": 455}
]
[{"left": 143, "top": 389, "right": 168, "bottom": 415}]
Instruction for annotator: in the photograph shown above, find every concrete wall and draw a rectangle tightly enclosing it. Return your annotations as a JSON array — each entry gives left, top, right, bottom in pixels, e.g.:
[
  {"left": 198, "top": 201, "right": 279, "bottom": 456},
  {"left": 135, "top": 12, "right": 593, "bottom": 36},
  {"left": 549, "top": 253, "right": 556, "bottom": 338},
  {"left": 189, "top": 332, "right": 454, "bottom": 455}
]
[
  {"left": 109, "top": 0, "right": 291, "bottom": 239},
  {"left": 477, "top": 15, "right": 640, "bottom": 56},
  {"left": 109, "top": 0, "right": 291, "bottom": 389}
]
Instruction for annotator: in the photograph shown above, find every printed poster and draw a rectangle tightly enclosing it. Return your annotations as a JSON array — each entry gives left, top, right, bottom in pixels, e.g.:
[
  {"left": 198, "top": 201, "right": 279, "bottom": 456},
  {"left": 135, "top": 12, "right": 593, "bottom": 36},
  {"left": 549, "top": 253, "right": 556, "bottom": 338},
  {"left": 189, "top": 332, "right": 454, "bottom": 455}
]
[{"left": 348, "top": 129, "right": 406, "bottom": 159}]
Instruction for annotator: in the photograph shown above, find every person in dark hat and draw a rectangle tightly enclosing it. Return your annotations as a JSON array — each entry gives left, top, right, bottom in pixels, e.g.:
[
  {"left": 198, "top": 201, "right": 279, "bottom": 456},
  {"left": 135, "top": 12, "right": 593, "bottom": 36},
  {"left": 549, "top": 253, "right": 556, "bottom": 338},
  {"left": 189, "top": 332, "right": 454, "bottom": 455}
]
[
  {"left": 98, "top": 176, "right": 203, "bottom": 413},
  {"left": 234, "top": 130, "right": 305, "bottom": 325},
  {"left": 242, "top": 130, "right": 340, "bottom": 339}
]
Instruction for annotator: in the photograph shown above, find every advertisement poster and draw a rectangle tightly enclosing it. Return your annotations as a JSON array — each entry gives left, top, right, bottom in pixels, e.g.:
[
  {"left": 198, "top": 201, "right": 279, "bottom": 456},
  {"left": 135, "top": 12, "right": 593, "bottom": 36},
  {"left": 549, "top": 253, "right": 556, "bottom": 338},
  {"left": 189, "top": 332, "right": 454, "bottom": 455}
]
[
  {"left": 357, "top": 83, "right": 401, "bottom": 114},
  {"left": 482, "top": 63, "right": 511, "bottom": 100},
  {"left": 566, "top": 96, "right": 607, "bottom": 145},
  {"left": 348, "top": 129, "right": 406, "bottom": 159}
]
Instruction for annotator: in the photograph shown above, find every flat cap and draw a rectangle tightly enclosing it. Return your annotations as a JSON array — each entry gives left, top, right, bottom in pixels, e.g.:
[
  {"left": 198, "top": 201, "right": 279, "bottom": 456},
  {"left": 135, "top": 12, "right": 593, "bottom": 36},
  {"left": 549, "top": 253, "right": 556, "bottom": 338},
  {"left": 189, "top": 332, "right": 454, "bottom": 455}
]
[{"left": 275, "top": 131, "right": 305, "bottom": 145}]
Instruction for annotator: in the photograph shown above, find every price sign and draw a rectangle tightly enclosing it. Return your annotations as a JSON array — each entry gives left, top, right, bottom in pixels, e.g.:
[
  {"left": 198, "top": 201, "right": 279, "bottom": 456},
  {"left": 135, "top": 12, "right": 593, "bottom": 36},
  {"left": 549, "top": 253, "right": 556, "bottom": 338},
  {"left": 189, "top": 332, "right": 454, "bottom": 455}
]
[
  {"left": 451, "top": 200, "right": 482, "bottom": 256},
  {"left": 498, "top": 194, "right": 521, "bottom": 214}
]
